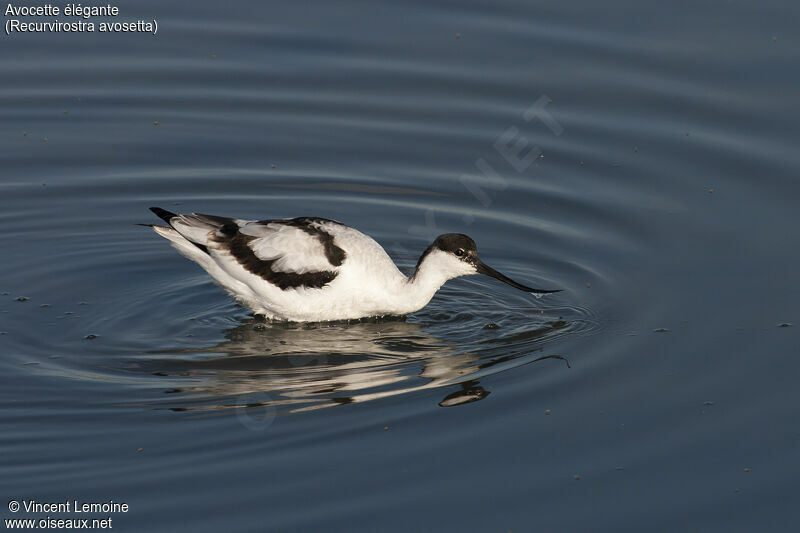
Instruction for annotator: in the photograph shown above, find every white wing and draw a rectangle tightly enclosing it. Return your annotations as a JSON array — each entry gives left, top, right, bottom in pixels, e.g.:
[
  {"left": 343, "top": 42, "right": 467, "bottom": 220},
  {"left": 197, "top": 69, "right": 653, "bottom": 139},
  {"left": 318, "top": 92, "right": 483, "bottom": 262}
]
[{"left": 238, "top": 221, "right": 338, "bottom": 273}]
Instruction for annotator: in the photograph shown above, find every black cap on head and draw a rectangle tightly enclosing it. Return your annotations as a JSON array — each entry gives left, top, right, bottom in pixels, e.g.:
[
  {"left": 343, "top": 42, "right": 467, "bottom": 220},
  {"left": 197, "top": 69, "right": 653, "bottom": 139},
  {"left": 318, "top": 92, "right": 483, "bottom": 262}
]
[
  {"left": 419, "top": 233, "right": 561, "bottom": 294},
  {"left": 414, "top": 233, "right": 478, "bottom": 272},
  {"left": 432, "top": 233, "right": 477, "bottom": 256}
]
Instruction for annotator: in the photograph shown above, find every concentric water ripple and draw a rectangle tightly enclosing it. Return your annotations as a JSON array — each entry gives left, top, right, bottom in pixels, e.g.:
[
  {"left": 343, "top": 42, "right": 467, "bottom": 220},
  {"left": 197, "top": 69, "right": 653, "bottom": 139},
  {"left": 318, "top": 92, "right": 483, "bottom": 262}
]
[{"left": 1, "top": 180, "right": 611, "bottom": 414}]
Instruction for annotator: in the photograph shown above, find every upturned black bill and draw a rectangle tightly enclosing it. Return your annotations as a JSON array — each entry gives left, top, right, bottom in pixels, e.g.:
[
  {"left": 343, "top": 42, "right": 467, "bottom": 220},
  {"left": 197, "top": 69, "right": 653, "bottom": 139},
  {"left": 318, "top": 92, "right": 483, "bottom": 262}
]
[{"left": 475, "top": 260, "right": 561, "bottom": 294}]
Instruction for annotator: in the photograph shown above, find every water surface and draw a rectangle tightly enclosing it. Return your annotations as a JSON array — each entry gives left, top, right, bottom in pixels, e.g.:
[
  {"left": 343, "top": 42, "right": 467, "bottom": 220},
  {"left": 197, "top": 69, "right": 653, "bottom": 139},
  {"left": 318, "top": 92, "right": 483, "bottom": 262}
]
[{"left": 2, "top": 0, "right": 799, "bottom": 531}]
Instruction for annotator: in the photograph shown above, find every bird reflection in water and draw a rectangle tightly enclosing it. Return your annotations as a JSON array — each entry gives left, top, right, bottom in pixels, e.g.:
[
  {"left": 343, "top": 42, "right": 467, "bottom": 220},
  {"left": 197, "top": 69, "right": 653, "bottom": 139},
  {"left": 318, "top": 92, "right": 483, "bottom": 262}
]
[{"left": 145, "top": 316, "right": 570, "bottom": 413}]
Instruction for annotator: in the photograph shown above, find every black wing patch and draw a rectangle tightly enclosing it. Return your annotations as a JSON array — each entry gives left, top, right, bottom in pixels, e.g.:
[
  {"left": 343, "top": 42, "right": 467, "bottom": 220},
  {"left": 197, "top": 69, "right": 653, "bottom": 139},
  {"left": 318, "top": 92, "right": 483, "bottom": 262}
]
[
  {"left": 257, "top": 217, "right": 346, "bottom": 266},
  {"left": 215, "top": 218, "right": 346, "bottom": 290}
]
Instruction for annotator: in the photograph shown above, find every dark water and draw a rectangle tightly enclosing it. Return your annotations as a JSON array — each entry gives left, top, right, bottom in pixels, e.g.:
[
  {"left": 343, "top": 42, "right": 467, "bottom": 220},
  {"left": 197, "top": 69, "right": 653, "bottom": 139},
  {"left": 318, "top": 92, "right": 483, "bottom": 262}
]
[{"left": 2, "top": 0, "right": 799, "bottom": 531}]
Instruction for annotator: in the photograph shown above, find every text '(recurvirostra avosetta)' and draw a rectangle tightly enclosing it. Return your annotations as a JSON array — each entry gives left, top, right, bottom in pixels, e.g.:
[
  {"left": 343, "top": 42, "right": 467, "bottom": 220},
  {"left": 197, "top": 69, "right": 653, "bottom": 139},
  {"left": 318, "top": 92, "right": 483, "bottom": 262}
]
[{"left": 4, "top": 4, "right": 158, "bottom": 35}]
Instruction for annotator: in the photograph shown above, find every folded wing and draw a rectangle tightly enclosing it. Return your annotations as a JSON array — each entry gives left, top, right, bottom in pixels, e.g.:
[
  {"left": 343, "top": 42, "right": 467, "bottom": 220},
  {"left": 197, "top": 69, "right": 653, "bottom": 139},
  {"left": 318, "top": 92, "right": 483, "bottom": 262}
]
[{"left": 150, "top": 208, "right": 346, "bottom": 290}]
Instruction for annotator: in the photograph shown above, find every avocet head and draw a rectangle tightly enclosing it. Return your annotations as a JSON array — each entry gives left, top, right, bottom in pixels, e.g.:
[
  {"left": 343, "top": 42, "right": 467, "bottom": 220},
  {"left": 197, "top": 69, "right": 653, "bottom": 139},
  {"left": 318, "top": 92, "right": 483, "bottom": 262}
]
[{"left": 418, "top": 233, "right": 560, "bottom": 294}]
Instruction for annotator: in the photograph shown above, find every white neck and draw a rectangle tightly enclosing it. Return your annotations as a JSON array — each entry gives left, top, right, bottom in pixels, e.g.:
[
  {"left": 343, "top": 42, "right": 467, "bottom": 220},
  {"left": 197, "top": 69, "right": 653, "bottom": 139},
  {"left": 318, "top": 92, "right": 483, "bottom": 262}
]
[{"left": 390, "top": 249, "right": 476, "bottom": 315}]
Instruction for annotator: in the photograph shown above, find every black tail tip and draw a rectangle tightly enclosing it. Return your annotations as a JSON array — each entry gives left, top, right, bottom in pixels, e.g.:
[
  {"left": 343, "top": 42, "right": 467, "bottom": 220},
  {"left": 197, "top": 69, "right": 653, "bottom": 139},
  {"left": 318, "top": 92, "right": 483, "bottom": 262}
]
[{"left": 149, "top": 206, "right": 177, "bottom": 224}]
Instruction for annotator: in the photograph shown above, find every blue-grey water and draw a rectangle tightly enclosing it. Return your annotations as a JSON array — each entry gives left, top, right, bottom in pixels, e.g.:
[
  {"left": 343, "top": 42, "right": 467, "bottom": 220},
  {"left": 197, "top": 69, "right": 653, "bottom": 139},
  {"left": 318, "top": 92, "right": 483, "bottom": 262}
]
[{"left": 2, "top": 0, "right": 799, "bottom": 531}]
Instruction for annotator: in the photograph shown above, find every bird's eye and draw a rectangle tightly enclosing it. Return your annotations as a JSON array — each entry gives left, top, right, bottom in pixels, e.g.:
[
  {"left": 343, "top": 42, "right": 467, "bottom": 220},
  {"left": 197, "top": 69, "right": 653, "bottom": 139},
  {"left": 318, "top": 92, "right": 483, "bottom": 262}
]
[{"left": 455, "top": 248, "right": 465, "bottom": 257}]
